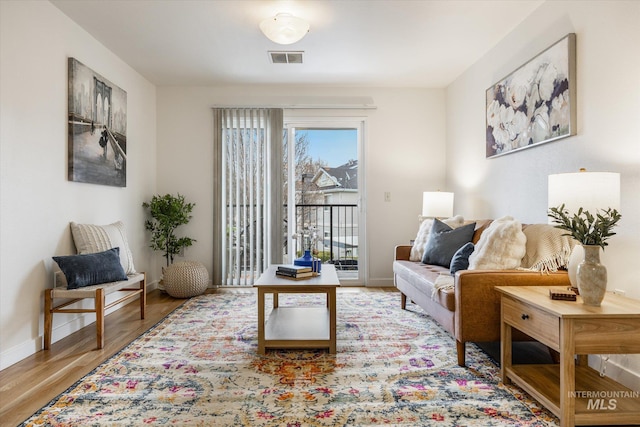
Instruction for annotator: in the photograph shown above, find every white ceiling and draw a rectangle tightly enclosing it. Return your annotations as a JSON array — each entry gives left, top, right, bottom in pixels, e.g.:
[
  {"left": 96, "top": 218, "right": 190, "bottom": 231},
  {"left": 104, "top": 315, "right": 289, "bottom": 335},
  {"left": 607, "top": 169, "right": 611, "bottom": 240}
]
[{"left": 51, "top": 0, "right": 543, "bottom": 88}]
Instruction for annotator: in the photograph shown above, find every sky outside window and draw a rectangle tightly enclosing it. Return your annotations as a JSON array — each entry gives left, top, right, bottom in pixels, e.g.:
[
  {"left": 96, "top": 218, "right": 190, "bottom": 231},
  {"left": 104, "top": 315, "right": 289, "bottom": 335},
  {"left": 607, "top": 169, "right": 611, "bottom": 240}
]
[{"left": 300, "top": 129, "right": 357, "bottom": 168}]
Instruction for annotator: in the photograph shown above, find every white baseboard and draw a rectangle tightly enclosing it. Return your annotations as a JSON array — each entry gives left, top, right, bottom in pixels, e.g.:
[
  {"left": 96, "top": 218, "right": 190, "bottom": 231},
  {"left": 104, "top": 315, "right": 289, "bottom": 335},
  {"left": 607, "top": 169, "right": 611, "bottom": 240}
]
[
  {"left": 1, "top": 284, "right": 159, "bottom": 371},
  {"left": 147, "top": 279, "right": 159, "bottom": 292},
  {"left": 365, "top": 277, "right": 395, "bottom": 287},
  {"left": 590, "top": 355, "right": 640, "bottom": 391},
  {"left": 0, "top": 338, "right": 41, "bottom": 371}
]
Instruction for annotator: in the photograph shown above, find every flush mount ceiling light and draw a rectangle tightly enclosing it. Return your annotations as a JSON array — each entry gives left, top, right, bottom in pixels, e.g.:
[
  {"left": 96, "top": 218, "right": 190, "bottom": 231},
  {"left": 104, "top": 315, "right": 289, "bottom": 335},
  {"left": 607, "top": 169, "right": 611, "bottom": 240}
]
[{"left": 259, "top": 13, "right": 309, "bottom": 45}]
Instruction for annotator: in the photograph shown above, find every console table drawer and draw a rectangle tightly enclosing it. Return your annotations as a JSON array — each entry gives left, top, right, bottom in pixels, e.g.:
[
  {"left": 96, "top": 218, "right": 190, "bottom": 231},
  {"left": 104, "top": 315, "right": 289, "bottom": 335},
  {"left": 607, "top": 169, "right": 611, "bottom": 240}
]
[{"left": 502, "top": 297, "right": 559, "bottom": 348}]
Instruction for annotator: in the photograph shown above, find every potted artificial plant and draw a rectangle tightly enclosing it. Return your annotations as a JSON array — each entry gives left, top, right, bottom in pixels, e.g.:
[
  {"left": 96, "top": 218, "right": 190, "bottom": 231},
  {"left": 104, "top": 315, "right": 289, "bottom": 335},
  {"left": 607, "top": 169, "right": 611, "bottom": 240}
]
[
  {"left": 143, "top": 193, "right": 196, "bottom": 268},
  {"left": 548, "top": 204, "right": 621, "bottom": 306}
]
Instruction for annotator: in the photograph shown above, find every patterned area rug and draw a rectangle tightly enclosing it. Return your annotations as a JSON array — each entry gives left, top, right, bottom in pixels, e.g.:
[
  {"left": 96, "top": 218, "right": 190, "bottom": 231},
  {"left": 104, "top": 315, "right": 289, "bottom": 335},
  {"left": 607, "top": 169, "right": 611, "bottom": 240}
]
[{"left": 23, "top": 292, "right": 558, "bottom": 426}]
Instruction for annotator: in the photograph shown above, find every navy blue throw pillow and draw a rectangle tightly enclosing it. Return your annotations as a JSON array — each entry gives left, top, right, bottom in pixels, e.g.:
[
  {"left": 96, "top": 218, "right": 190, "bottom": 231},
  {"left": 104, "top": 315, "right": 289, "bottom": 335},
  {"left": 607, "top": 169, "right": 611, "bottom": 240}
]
[
  {"left": 53, "top": 247, "right": 127, "bottom": 289},
  {"left": 450, "top": 242, "right": 475, "bottom": 275},
  {"left": 422, "top": 220, "right": 476, "bottom": 268}
]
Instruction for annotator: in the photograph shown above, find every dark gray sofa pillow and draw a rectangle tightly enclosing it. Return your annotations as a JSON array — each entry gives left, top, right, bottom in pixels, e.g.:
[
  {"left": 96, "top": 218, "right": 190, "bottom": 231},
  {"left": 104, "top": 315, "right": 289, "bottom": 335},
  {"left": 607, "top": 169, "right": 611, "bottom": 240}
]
[
  {"left": 450, "top": 242, "right": 475, "bottom": 275},
  {"left": 53, "top": 247, "right": 127, "bottom": 289},
  {"left": 422, "top": 220, "right": 476, "bottom": 268}
]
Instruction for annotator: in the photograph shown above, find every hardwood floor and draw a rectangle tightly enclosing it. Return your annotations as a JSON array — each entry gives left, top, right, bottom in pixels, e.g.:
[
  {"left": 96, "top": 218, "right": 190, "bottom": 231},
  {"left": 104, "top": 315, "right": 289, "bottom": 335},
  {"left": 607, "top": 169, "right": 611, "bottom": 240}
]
[
  {"left": 0, "top": 287, "right": 396, "bottom": 426},
  {"left": 0, "top": 289, "right": 184, "bottom": 426}
]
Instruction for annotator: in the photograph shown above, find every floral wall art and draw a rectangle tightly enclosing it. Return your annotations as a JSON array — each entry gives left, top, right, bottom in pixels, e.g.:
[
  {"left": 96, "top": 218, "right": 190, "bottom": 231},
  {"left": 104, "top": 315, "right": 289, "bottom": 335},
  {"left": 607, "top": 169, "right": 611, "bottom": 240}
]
[{"left": 485, "top": 33, "right": 576, "bottom": 158}]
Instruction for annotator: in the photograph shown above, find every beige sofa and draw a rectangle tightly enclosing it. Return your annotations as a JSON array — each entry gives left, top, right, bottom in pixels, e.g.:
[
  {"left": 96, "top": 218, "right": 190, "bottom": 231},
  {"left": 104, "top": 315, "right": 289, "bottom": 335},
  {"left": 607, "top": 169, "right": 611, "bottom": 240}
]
[{"left": 393, "top": 219, "right": 572, "bottom": 367}]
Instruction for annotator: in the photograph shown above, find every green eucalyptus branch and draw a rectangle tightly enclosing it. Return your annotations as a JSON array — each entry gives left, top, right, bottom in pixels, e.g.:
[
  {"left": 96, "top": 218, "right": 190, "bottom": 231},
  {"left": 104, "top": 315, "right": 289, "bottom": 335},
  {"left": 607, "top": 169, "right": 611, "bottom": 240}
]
[{"left": 548, "top": 204, "right": 621, "bottom": 250}]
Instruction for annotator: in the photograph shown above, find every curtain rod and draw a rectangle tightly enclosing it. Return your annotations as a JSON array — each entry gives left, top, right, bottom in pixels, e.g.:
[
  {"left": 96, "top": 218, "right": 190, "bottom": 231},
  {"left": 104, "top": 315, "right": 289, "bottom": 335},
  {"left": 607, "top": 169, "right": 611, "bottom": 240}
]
[{"left": 212, "top": 104, "right": 377, "bottom": 110}]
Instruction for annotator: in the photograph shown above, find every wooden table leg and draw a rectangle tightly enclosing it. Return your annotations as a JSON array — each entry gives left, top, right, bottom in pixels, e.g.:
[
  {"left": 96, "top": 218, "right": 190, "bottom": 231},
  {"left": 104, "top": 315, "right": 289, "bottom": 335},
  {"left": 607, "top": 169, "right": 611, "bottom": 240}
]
[
  {"left": 328, "top": 288, "right": 337, "bottom": 354},
  {"left": 576, "top": 354, "right": 588, "bottom": 366},
  {"left": 559, "top": 319, "right": 576, "bottom": 427},
  {"left": 500, "top": 301, "right": 512, "bottom": 385},
  {"left": 257, "top": 288, "right": 265, "bottom": 355}
]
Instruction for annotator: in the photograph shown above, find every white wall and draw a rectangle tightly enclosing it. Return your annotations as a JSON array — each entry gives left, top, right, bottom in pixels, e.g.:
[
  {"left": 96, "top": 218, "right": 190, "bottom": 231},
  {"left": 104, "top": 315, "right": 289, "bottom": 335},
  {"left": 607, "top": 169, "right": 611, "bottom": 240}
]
[
  {"left": 155, "top": 86, "right": 446, "bottom": 287},
  {"left": 446, "top": 0, "right": 640, "bottom": 387},
  {"left": 0, "top": 1, "right": 157, "bottom": 370}
]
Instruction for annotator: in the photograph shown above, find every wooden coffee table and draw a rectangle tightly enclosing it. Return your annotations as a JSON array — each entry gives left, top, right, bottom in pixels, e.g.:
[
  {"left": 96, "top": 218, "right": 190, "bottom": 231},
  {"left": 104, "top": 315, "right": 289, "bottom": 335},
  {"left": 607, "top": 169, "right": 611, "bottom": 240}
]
[{"left": 254, "top": 264, "right": 340, "bottom": 355}]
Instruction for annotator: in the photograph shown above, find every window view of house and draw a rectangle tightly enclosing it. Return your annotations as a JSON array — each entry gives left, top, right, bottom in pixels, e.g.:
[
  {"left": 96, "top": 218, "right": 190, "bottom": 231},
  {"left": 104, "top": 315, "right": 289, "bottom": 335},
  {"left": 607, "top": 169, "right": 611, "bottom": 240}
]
[{"left": 284, "top": 128, "right": 359, "bottom": 278}]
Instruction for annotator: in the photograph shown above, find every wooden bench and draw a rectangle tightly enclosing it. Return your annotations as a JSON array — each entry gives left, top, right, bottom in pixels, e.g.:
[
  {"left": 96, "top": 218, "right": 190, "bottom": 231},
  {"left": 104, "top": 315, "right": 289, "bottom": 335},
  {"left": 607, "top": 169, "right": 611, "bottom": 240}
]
[{"left": 44, "top": 272, "right": 146, "bottom": 350}]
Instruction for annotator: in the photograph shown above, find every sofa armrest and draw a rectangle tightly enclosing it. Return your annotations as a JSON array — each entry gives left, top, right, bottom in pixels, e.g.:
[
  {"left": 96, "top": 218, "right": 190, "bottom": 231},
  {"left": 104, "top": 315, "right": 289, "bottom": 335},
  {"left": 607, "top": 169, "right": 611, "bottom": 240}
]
[
  {"left": 394, "top": 245, "right": 412, "bottom": 261},
  {"left": 453, "top": 269, "right": 570, "bottom": 343}
]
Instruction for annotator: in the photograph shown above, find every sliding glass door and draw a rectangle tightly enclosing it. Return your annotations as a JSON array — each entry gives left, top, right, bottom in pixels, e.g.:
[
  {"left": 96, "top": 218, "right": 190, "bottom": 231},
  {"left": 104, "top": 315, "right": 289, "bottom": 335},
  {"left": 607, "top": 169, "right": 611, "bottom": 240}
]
[
  {"left": 284, "top": 120, "right": 365, "bottom": 284},
  {"left": 214, "top": 111, "right": 365, "bottom": 286}
]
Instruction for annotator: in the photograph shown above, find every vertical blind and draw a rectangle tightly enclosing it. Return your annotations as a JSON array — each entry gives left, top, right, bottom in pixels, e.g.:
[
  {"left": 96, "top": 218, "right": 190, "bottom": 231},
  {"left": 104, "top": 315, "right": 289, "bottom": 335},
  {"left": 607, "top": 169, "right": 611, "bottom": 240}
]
[{"left": 213, "top": 108, "right": 283, "bottom": 286}]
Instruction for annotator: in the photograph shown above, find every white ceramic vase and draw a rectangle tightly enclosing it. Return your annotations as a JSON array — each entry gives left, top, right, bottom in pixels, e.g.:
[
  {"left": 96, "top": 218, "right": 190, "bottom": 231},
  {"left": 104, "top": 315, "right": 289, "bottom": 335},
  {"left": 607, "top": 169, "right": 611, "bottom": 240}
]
[
  {"left": 567, "top": 244, "right": 583, "bottom": 292},
  {"left": 576, "top": 245, "right": 607, "bottom": 306}
]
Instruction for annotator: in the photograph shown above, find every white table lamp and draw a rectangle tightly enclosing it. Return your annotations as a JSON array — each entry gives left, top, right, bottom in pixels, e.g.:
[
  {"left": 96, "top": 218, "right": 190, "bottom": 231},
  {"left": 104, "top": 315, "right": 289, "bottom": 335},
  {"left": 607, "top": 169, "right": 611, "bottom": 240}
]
[
  {"left": 548, "top": 168, "right": 620, "bottom": 290},
  {"left": 548, "top": 168, "right": 620, "bottom": 218},
  {"left": 422, "top": 191, "right": 454, "bottom": 219}
]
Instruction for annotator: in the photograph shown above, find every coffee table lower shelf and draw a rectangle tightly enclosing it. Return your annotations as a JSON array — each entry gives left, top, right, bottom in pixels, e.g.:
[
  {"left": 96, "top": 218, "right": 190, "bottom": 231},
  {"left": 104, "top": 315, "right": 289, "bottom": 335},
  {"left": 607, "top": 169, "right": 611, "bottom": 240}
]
[
  {"left": 254, "top": 265, "right": 340, "bottom": 355},
  {"left": 263, "top": 307, "right": 331, "bottom": 351}
]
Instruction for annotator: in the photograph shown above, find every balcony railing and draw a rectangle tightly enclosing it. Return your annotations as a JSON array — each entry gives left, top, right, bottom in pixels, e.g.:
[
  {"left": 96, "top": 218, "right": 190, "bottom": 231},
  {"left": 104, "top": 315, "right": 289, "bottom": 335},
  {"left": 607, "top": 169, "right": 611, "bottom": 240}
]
[
  {"left": 224, "top": 203, "right": 359, "bottom": 286},
  {"left": 292, "top": 203, "right": 358, "bottom": 271}
]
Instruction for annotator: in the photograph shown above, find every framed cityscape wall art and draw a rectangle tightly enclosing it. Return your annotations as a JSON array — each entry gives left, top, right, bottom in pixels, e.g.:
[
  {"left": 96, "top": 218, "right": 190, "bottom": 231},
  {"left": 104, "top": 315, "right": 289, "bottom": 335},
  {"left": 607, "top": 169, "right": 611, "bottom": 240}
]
[
  {"left": 68, "top": 58, "right": 127, "bottom": 187},
  {"left": 485, "top": 33, "right": 576, "bottom": 158}
]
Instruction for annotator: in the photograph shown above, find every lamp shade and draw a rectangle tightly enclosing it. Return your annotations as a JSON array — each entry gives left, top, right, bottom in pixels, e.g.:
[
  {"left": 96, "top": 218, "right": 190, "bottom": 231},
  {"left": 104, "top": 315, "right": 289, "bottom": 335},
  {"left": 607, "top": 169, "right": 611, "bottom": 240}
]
[
  {"left": 548, "top": 169, "right": 620, "bottom": 290},
  {"left": 548, "top": 170, "right": 620, "bottom": 218},
  {"left": 422, "top": 191, "right": 454, "bottom": 218},
  {"left": 259, "top": 13, "right": 309, "bottom": 45}
]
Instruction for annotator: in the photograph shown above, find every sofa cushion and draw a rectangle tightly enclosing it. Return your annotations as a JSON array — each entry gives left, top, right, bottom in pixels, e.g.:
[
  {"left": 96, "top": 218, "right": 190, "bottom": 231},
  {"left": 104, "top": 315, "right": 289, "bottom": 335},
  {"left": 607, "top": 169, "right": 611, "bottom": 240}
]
[
  {"left": 450, "top": 242, "right": 475, "bottom": 275},
  {"left": 422, "top": 220, "right": 476, "bottom": 268},
  {"left": 409, "top": 218, "right": 434, "bottom": 261},
  {"left": 410, "top": 215, "right": 465, "bottom": 261},
  {"left": 472, "top": 220, "right": 493, "bottom": 244},
  {"left": 53, "top": 247, "right": 128, "bottom": 289},
  {"left": 71, "top": 221, "right": 136, "bottom": 274},
  {"left": 393, "top": 260, "right": 455, "bottom": 311},
  {"left": 468, "top": 216, "right": 526, "bottom": 270}
]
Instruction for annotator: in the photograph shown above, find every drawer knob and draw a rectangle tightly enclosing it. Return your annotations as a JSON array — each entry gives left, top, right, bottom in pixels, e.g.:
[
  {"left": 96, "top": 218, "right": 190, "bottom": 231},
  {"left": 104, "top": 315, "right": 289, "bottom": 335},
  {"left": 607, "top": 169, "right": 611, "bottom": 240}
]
[{"left": 521, "top": 314, "right": 530, "bottom": 320}]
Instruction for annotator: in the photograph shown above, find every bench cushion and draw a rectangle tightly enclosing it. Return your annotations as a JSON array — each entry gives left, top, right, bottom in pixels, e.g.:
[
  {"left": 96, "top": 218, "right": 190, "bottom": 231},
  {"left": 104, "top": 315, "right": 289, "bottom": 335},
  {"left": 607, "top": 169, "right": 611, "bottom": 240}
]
[{"left": 52, "top": 272, "right": 145, "bottom": 298}]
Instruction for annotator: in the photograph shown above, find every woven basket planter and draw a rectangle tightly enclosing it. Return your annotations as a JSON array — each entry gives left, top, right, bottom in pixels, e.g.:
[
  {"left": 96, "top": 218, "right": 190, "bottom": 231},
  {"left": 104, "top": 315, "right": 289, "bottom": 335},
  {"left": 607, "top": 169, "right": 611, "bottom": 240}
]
[{"left": 163, "top": 261, "right": 209, "bottom": 298}]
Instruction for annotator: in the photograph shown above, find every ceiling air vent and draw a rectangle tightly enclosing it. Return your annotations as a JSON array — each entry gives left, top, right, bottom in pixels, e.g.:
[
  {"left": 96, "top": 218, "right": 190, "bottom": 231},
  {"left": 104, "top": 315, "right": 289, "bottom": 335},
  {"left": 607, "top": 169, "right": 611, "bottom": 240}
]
[{"left": 269, "top": 51, "right": 304, "bottom": 64}]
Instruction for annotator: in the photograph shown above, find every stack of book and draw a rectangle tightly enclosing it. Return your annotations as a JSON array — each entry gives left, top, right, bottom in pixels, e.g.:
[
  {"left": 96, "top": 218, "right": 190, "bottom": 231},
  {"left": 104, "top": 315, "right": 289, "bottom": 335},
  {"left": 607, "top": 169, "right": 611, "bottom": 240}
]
[
  {"left": 548, "top": 287, "right": 577, "bottom": 301},
  {"left": 275, "top": 265, "right": 313, "bottom": 280}
]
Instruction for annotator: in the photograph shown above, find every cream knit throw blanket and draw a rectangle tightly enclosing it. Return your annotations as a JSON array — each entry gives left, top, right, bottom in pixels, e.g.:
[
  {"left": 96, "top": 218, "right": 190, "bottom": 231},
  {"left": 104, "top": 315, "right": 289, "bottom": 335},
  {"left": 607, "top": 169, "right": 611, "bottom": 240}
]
[
  {"left": 431, "top": 274, "right": 455, "bottom": 300},
  {"left": 520, "top": 224, "right": 577, "bottom": 272}
]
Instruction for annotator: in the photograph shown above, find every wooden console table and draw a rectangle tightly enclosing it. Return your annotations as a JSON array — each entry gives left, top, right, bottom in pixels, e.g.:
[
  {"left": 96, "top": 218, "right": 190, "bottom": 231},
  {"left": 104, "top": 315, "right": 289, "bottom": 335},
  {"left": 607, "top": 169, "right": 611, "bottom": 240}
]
[{"left": 496, "top": 286, "right": 640, "bottom": 427}]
